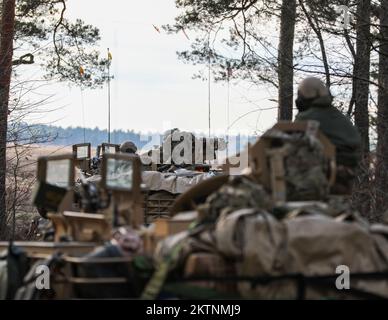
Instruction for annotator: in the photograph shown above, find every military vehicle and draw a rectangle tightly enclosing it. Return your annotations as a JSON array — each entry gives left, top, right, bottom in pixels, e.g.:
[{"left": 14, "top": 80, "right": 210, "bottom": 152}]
[
  {"left": 73, "top": 143, "right": 92, "bottom": 175},
  {"left": 3, "top": 121, "right": 387, "bottom": 300},
  {"left": 0, "top": 151, "right": 150, "bottom": 299},
  {"left": 141, "top": 121, "right": 388, "bottom": 300},
  {"left": 140, "top": 132, "right": 226, "bottom": 223}
]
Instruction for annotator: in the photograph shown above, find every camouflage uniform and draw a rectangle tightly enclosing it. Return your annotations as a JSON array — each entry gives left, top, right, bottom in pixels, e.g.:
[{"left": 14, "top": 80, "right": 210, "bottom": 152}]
[{"left": 294, "top": 77, "right": 362, "bottom": 168}]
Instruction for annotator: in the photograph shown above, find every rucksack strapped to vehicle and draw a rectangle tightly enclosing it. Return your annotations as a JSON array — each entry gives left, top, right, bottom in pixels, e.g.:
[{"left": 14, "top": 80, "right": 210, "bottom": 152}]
[{"left": 249, "top": 121, "right": 336, "bottom": 204}]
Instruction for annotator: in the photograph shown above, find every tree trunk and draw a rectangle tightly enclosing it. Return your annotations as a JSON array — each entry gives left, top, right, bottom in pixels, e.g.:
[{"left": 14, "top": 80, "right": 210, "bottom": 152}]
[
  {"left": 277, "top": 0, "right": 296, "bottom": 121},
  {"left": 375, "top": 0, "right": 388, "bottom": 218},
  {"left": 354, "top": 0, "right": 371, "bottom": 155},
  {"left": 352, "top": 0, "right": 372, "bottom": 218},
  {"left": 0, "top": 0, "right": 15, "bottom": 238}
]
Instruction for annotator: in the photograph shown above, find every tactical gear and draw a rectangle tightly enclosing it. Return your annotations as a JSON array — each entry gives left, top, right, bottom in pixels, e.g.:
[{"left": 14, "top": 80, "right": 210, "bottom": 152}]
[
  {"left": 297, "top": 77, "right": 331, "bottom": 100},
  {"left": 142, "top": 232, "right": 187, "bottom": 300},
  {"left": 197, "top": 175, "right": 272, "bottom": 223},
  {"left": 142, "top": 122, "right": 386, "bottom": 300},
  {"left": 282, "top": 132, "right": 330, "bottom": 201},
  {"left": 296, "top": 78, "right": 333, "bottom": 113},
  {"left": 249, "top": 122, "right": 335, "bottom": 203},
  {"left": 150, "top": 196, "right": 388, "bottom": 299},
  {"left": 294, "top": 79, "right": 362, "bottom": 169},
  {"left": 214, "top": 208, "right": 388, "bottom": 299},
  {"left": 120, "top": 141, "right": 138, "bottom": 154},
  {"left": 295, "top": 105, "right": 361, "bottom": 167}
]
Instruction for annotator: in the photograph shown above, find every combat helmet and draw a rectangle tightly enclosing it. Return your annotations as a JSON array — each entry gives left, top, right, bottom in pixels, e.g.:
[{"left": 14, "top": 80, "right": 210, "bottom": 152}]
[{"left": 120, "top": 141, "right": 138, "bottom": 154}]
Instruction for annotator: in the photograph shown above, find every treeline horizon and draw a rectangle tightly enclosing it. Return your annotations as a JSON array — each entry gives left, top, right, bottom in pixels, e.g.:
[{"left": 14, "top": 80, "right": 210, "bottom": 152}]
[{"left": 17, "top": 123, "right": 257, "bottom": 149}]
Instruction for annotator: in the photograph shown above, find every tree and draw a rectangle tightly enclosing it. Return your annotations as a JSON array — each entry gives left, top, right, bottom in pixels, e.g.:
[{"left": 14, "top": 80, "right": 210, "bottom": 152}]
[
  {"left": 166, "top": 1, "right": 359, "bottom": 120},
  {"left": 14, "top": 0, "right": 107, "bottom": 88},
  {"left": 0, "top": 0, "right": 16, "bottom": 238},
  {"left": 354, "top": 0, "right": 371, "bottom": 155},
  {"left": 0, "top": 0, "right": 108, "bottom": 238},
  {"left": 165, "top": 0, "right": 280, "bottom": 94},
  {"left": 350, "top": 0, "right": 372, "bottom": 218},
  {"left": 166, "top": 0, "right": 386, "bottom": 218},
  {"left": 277, "top": 0, "right": 296, "bottom": 120},
  {"left": 375, "top": 0, "right": 388, "bottom": 217}
]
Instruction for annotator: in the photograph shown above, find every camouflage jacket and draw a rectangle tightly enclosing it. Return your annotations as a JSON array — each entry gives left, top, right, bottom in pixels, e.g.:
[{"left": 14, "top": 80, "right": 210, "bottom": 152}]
[{"left": 295, "top": 96, "right": 362, "bottom": 167}]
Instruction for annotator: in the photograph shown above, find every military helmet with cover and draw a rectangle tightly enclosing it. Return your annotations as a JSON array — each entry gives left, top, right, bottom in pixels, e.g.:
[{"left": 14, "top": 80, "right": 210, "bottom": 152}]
[
  {"left": 296, "top": 77, "right": 333, "bottom": 112},
  {"left": 120, "top": 141, "right": 137, "bottom": 154}
]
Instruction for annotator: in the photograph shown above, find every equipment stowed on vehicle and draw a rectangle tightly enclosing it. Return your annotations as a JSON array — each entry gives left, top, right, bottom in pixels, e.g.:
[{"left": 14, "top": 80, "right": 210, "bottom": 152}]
[
  {"left": 0, "top": 150, "right": 151, "bottom": 299},
  {"left": 33, "top": 152, "right": 143, "bottom": 242},
  {"left": 73, "top": 143, "right": 92, "bottom": 174},
  {"left": 141, "top": 133, "right": 226, "bottom": 223},
  {"left": 248, "top": 120, "right": 337, "bottom": 203},
  {"left": 89, "top": 143, "right": 120, "bottom": 174},
  {"left": 144, "top": 121, "right": 388, "bottom": 300},
  {"left": 97, "top": 143, "right": 120, "bottom": 157}
]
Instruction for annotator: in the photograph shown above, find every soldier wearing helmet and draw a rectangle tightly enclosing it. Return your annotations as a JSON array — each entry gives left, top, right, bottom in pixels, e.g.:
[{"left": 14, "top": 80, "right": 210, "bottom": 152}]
[
  {"left": 295, "top": 77, "right": 361, "bottom": 168},
  {"left": 120, "top": 141, "right": 138, "bottom": 155},
  {"left": 294, "top": 77, "right": 362, "bottom": 194}
]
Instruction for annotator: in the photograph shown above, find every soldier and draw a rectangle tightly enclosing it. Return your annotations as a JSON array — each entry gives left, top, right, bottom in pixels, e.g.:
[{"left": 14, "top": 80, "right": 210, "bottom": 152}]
[
  {"left": 120, "top": 141, "right": 138, "bottom": 155},
  {"left": 294, "top": 77, "right": 362, "bottom": 193}
]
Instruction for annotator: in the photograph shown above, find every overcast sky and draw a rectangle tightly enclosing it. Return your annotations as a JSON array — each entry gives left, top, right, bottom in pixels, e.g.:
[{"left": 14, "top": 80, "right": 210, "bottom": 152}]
[{"left": 24, "top": 0, "right": 279, "bottom": 135}]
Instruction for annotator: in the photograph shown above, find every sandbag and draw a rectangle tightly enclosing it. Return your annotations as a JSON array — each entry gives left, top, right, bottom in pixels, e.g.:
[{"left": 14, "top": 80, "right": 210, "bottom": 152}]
[
  {"left": 214, "top": 209, "right": 388, "bottom": 299},
  {"left": 142, "top": 171, "right": 212, "bottom": 195}
]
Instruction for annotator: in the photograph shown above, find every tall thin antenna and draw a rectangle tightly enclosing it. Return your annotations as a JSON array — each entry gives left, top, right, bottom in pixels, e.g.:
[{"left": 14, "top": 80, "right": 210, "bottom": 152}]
[
  {"left": 208, "top": 40, "right": 211, "bottom": 138},
  {"left": 107, "top": 48, "right": 112, "bottom": 143},
  {"left": 80, "top": 88, "right": 86, "bottom": 143},
  {"left": 226, "top": 62, "right": 231, "bottom": 135},
  {"left": 227, "top": 79, "right": 230, "bottom": 133},
  {"left": 226, "top": 62, "right": 231, "bottom": 158}
]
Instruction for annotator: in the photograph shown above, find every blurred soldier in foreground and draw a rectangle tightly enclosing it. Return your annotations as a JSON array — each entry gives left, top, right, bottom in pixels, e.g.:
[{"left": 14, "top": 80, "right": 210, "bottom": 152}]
[
  {"left": 120, "top": 141, "right": 138, "bottom": 155},
  {"left": 294, "top": 77, "right": 362, "bottom": 193}
]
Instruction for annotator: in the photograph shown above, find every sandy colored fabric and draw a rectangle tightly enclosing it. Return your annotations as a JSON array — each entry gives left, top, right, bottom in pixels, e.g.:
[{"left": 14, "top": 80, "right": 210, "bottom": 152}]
[
  {"left": 214, "top": 209, "right": 388, "bottom": 299},
  {"left": 84, "top": 171, "right": 211, "bottom": 195},
  {"left": 142, "top": 171, "right": 212, "bottom": 194},
  {"left": 298, "top": 77, "right": 330, "bottom": 99}
]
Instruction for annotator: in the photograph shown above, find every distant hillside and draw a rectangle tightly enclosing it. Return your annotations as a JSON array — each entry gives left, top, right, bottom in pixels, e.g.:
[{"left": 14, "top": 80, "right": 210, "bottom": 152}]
[
  {"left": 12, "top": 123, "right": 257, "bottom": 151},
  {"left": 40, "top": 125, "right": 149, "bottom": 148}
]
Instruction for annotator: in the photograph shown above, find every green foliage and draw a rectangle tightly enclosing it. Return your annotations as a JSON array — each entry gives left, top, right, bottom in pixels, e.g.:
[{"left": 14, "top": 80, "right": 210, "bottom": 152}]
[
  {"left": 166, "top": 0, "right": 380, "bottom": 117},
  {"left": 14, "top": 0, "right": 107, "bottom": 88},
  {"left": 164, "top": 0, "right": 279, "bottom": 85}
]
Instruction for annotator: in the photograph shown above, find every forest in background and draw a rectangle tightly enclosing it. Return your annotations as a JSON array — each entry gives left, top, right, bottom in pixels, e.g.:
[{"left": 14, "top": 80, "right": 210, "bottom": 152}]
[{"left": 19, "top": 123, "right": 255, "bottom": 150}]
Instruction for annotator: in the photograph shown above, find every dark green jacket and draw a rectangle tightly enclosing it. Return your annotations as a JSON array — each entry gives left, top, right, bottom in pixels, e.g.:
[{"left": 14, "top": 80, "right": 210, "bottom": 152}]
[{"left": 295, "top": 96, "right": 362, "bottom": 167}]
